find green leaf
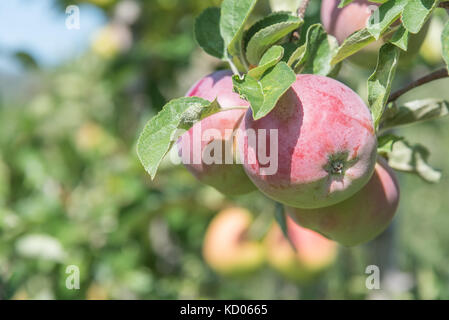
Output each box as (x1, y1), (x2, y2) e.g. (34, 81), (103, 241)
(389, 25), (409, 51)
(331, 28), (376, 65)
(382, 99), (449, 130)
(220, 0), (258, 59)
(443, 21), (449, 72)
(402, 0), (439, 34)
(244, 12), (302, 48)
(233, 62), (296, 120)
(137, 97), (221, 179)
(281, 42), (301, 64)
(275, 202), (296, 252)
(387, 140), (441, 183)
(287, 44), (305, 66)
(293, 24), (339, 76)
(194, 7), (225, 59)
(246, 14), (303, 65)
(338, 0), (355, 8)
(377, 134), (403, 155)
(248, 45), (284, 79)
(367, 43), (400, 129)
(367, 0), (407, 40)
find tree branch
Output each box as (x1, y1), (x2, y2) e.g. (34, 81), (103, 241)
(290, 0), (311, 42)
(439, 1), (449, 9)
(388, 68), (449, 103)
(297, 0), (311, 19)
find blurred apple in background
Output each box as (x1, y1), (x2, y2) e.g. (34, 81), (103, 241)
(202, 207), (265, 276)
(91, 23), (132, 59)
(265, 216), (338, 283)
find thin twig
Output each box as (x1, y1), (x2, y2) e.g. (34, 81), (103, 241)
(439, 1), (449, 9)
(289, 0), (311, 42)
(297, 0), (311, 19)
(388, 68), (449, 103)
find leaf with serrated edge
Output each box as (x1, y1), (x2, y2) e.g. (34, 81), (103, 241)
(402, 0), (439, 34)
(275, 202), (296, 251)
(331, 28), (376, 65)
(233, 62), (296, 120)
(294, 24), (339, 75)
(244, 12), (302, 50)
(137, 97), (220, 179)
(220, 0), (258, 59)
(367, 0), (407, 40)
(368, 43), (400, 129)
(194, 7), (225, 59)
(443, 21), (449, 72)
(248, 45), (284, 79)
(382, 99), (449, 130)
(389, 25), (409, 51)
(246, 18), (303, 65)
(387, 140), (441, 183)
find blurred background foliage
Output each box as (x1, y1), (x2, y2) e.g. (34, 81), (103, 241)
(0, 0), (448, 300)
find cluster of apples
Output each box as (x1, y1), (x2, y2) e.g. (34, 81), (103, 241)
(202, 207), (338, 281)
(179, 68), (399, 246)
(177, 0), (436, 247)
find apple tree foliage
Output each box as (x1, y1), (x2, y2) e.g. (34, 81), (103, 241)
(137, 0), (449, 242)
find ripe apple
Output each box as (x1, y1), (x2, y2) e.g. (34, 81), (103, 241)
(265, 216), (338, 282)
(178, 70), (256, 196)
(286, 157), (400, 246)
(202, 207), (265, 276)
(238, 74), (377, 209)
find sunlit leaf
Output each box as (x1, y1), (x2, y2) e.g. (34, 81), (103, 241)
(387, 140), (441, 183)
(137, 97), (221, 179)
(194, 7), (225, 59)
(293, 24), (339, 76)
(367, 0), (407, 40)
(368, 43), (400, 129)
(331, 28), (376, 65)
(389, 25), (409, 51)
(233, 62), (296, 120)
(402, 0), (439, 34)
(382, 99), (449, 130)
(220, 0), (258, 61)
(248, 45), (284, 79)
(245, 13), (303, 65)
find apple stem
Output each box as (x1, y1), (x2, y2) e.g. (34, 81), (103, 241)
(227, 58), (242, 78)
(388, 68), (449, 103)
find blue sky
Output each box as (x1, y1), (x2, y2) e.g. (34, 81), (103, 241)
(0, 0), (107, 73)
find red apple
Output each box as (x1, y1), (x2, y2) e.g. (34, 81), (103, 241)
(238, 74), (377, 209)
(203, 207), (265, 276)
(178, 70), (256, 196)
(265, 216), (338, 282)
(287, 157), (400, 246)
